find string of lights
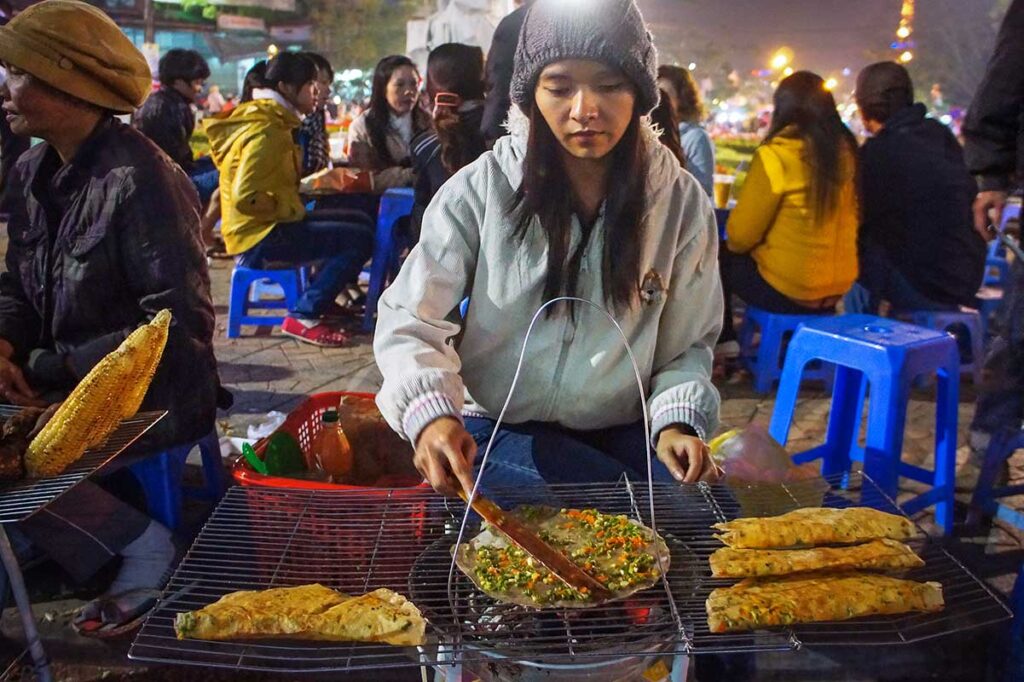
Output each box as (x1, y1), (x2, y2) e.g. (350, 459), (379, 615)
(893, 0), (915, 63)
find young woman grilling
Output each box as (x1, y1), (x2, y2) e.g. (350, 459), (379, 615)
(374, 0), (723, 497)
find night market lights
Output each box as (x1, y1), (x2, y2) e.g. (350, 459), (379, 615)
(892, 0), (915, 62)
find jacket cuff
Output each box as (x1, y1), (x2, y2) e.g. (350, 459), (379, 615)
(25, 349), (74, 390)
(401, 390), (464, 445)
(651, 402), (710, 443)
(976, 175), (1012, 193)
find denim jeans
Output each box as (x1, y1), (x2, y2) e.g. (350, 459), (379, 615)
(238, 210), (374, 319)
(973, 257), (1024, 435)
(719, 251), (835, 342)
(189, 156), (219, 204)
(845, 238), (960, 315)
(464, 417), (674, 491)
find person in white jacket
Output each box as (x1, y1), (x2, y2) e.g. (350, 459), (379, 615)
(374, 0), (723, 497)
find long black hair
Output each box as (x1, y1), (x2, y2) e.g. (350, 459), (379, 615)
(366, 55), (428, 166)
(651, 88), (686, 168)
(766, 71), (858, 221)
(264, 52), (318, 94)
(657, 65), (704, 123)
(240, 61), (267, 103)
(511, 96), (650, 315)
(427, 43), (486, 175)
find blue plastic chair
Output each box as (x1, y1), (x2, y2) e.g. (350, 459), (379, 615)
(363, 188), (416, 332)
(909, 309), (984, 385)
(227, 266), (307, 338)
(768, 315), (960, 534)
(737, 307), (834, 394)
(129, 431), (226, 531)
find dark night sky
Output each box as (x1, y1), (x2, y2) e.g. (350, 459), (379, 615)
(637, 0), (937, 78)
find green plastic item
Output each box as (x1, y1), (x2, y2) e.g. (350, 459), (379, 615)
(263, 432), (307, 475)
(242, 443), (268, 475)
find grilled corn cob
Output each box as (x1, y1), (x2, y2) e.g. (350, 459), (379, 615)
(24, 310), (172, 478)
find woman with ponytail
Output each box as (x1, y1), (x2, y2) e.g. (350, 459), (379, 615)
(410, 43), (487, 240)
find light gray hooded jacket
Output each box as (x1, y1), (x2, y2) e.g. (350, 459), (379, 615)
(373, 112), (723, 445)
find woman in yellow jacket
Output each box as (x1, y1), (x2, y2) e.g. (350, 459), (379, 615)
(205, 53), (373, 347)
(719, 71), (859, 353)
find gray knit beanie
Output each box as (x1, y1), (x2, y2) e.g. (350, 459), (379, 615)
(510, 0), (659, 115)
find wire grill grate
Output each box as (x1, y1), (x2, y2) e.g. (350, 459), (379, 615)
(0, 407), (166, 524)
(129, 472), (1011, 675)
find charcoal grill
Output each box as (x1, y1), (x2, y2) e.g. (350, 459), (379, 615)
(0, 406), (166, 682)
(129, 471), (1011, 677)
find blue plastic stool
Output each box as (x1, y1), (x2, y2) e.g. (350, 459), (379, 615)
(737, 306), (835, 394)
(129, 431), (226, 531)
(768, 315), (960, 534)
(984, 253), (1011, 289)
(227, 266), (305, 338)
(967, 427), (1024, 529)
(910, 309), (984, 385)
(363, 188), (415, 332)
(976, 287), (1004, 340)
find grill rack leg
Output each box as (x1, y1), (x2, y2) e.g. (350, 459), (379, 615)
(0, 524), (53, 682)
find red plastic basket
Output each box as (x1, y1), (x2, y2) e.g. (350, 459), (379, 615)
(232, 392), (432, 588)
(232, 391), (427, 493)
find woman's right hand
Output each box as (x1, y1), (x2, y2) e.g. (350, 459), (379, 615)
(0, 355), (45, 407)
(414, 417), (478, 497)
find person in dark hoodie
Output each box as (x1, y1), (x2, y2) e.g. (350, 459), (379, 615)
(847, 61), (986, 314)
(480, 0), (534, 144)
(962, 0), (1024, 461)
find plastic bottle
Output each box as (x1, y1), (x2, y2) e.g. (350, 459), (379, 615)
(309, 410), (353, 483)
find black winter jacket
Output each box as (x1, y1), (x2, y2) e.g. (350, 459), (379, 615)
(860, 103), (986, 307)
(0, 119), (221, 450)
(963, 0), (1024, 191)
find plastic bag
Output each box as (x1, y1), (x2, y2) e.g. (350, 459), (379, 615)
(709, 424), (828, 516)
(247, 411), (287, 440)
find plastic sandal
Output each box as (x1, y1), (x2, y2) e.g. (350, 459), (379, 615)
(72, 587), (163, 639)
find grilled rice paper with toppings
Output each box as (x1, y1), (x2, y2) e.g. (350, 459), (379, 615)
(174, 584), (425, 646)
(709, 539), (924, 579)
(454, 506), (670, 609)
(713, 507), (917, 549)
(706, 572), (944, 633)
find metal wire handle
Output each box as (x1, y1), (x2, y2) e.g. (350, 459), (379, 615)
(445, 296), (684, 646)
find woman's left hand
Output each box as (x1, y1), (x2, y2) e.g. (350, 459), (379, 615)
(656, 426), (722, 484)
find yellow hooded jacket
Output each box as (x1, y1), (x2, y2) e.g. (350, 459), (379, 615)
(726, 133), (859, 303)
(205, 99), (306, 255)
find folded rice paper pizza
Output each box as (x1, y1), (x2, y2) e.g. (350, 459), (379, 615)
(713, 507), (917, 549)
(454, 506), (670, 609)
(174, 584), (425, 646)
(706, 572), (943, 633)
(709, 538), (924, 579)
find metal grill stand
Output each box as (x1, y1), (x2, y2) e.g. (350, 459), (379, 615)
(0, 526), (50, 681)
(0, 408), (165, 680)
(131, 472), (1011, 676)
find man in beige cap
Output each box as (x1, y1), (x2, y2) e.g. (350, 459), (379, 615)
(0, 0), (225, 636)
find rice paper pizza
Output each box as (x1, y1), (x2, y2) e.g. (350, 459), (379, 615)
(709, 538), (924, 579)
(713, 507), (917, 549)
(454, 506), (671, 609)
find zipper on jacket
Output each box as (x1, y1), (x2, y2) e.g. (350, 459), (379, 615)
(546, 315), (575, 419)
